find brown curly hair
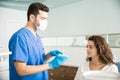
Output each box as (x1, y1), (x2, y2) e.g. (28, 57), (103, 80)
(87, 35), (114, 64)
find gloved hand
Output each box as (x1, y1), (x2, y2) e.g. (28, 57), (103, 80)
(49, 50), (63, 56)
(48, 56), (68, 69)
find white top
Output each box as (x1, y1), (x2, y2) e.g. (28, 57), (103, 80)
(81, 71), (120, 80)
(74, 62), (119, 80)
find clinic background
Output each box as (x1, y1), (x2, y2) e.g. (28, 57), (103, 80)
(0, 0), (120, 80)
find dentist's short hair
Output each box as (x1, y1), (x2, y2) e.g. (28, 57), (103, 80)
(27, 2), (49, 21)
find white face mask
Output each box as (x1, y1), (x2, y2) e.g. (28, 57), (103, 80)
(37, 20), (48, 31)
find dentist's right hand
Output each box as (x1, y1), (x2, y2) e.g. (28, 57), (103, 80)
(49, 50), (63, 56)
(48, 56), (68, 69)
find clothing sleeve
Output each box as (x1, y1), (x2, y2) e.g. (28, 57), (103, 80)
(110, 64), (119, 73)
(102, 64), (119, 73)
(12, 35), (28, 63)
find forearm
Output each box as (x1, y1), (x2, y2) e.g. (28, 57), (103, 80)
(21, 64), (50, 76)
(14, 61), (50, 76)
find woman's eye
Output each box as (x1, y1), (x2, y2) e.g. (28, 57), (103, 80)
(90, 46), (93, 49)
(90, 47), (92, 49)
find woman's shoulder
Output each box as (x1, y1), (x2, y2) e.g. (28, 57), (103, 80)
(107, 63), (118, 67)
(102, 63), (119, 73)
(104, 63), (118, 69)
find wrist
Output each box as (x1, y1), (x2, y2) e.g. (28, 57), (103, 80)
(48, 62), (53, 69)
(49, 52), (52, 57)
(49, 51), (52, 56)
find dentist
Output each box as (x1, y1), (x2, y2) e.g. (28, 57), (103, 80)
(8, 2), (68, 80)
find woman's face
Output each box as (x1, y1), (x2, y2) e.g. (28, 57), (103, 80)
(86, 40), (98, 58)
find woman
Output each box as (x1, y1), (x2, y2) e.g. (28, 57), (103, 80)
(74, 35), (118, 80)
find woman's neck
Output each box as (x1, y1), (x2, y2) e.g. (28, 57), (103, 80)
(89, 57), (106, 70)
(90, 57), (102, 66)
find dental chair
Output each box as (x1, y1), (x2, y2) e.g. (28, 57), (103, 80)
(116, 62), (120, 73)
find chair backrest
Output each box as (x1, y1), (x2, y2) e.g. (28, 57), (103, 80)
(116, 62), (120, 73)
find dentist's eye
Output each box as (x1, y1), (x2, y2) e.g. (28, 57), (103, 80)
(86, 45), (88, 48)
(41, 17), (47, 20)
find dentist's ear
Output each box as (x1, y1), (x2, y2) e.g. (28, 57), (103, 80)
(29, 14), (35, 22)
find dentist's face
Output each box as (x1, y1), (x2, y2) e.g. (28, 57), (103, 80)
(86, 40), (98, 58)
(30, 10), (48, 31)
(34, 10), (48, 28)
(35, 10), (48, 27)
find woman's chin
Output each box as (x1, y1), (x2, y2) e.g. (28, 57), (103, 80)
(87, 55), (92, 58)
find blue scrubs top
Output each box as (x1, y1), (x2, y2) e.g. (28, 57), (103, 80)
(9, 28), (48, 80)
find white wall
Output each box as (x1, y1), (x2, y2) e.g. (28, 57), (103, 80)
(0, 7), (26, 51)
(0, 9), (7, 51)
(42, 0), (120, 36)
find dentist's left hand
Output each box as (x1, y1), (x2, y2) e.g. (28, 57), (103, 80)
(48, 55), (68, 69)
(49, 50), (63, 56)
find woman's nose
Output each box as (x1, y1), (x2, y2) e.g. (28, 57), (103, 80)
(86, 47), (89, 51)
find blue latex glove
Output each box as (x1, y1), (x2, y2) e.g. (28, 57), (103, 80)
(49, 50), (63, 56)
(48, 56), (68, 69)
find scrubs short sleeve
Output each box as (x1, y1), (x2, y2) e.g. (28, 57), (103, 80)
(12, 35), (28, 63)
